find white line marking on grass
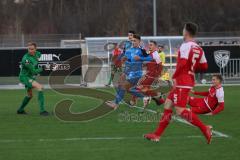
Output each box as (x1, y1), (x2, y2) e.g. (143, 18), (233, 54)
(172, 116), (229, 138)
(0, 135), (226, 143)
(72, 88), (230, 139)
(62, 137), (131, 141)
(211, 130), (229, 138)
(123, 102), (230, 138)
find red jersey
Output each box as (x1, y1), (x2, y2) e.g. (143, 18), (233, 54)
(204, 86), (224, 109)
(146, 50), (162, 76)
(173, 41), (208, 88)
(112, 48), (122, 67)
(193, 85), (225, 115)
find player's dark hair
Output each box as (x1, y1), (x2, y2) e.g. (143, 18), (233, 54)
(133, 34), (141, 40)
(149, 40), (157, 46)
(213, 74), (223, 82)
(184, 22), (198, 36)
(28, 42), (37, 48)
(128, 30), (135, 34)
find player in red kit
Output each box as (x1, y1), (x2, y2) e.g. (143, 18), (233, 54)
(106, 44), (123, 86)
(144, 22), (213, 144)
(129, 40), (164, 106)
(189, 74), (224, 115)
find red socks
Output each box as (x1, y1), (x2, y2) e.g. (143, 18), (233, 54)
(154, 108), (208, 138)
(180, 109), (207, 134)
(155, 109), (173, 136)
(155, 109), (207, 137)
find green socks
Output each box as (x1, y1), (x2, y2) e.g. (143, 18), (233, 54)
(18, 96), (32, 112)
(38, 91), (45, 112)
(18, 91), (46, 113)
(107, 74), (114, 85)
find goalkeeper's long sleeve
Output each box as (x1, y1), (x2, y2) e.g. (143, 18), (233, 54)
(23, 63), (43, 75)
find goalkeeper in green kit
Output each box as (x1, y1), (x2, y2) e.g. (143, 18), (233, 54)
(17, 42), (49, 116)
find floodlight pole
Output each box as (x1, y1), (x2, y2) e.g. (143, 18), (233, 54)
(153, 0), (157, 36)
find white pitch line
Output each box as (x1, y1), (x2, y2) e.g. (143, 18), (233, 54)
(124, 102), (230, 138)
(0, 135), (226, 143)
(172, 116), (229, 138)
(81, 88), (230, 139)
(211, 130), (229, 138)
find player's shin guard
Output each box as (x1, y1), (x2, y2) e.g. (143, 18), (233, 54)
(38, 91), (45, 112)
(180, 109), (207, 135)
(18, 96), (32, 112)
(114, 87), (125, 104)
(155, 109), (173, 136)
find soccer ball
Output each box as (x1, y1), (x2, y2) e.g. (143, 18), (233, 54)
(201, 79), (207, 84)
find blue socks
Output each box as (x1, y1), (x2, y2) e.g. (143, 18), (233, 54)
(114, 87), (126, 104)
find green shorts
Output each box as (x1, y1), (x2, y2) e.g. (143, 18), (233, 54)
(111, 65), (122, 73)
(19, 76), (35, 89)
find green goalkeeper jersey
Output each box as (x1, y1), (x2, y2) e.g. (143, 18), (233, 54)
(19, 51), (43, 79)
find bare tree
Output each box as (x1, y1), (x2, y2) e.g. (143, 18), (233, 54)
(0, 0), (240, 36)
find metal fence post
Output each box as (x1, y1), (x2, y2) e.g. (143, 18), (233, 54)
(21, 34), (25, 47)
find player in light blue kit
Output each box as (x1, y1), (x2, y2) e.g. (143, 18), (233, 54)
(105, 31), (134, 87)
(123, 30), (135, 52)
(106, 34), (152, 109)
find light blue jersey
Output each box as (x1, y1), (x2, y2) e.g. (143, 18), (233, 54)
(123, 40), (132, 52)
(113, 46), (152, 105)
(123, 47), (152, 82)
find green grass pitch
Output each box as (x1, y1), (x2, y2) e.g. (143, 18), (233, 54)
(0, 86), (239, 160)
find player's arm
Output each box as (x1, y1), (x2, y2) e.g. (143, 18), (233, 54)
(25, 63), (43, 75)
(138, 49), (152, 62)
(22, 58), (43, 75)
(152, 51), (161, 64)
(196, 52), (208, 72)
(191, 90), (209, 96)
(133, 49), (152, 62)
(211, 89), (225, 115)
(173, 44), (191, 78)
(139, 56), (152, 61)
(210, 102), (224, 115)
